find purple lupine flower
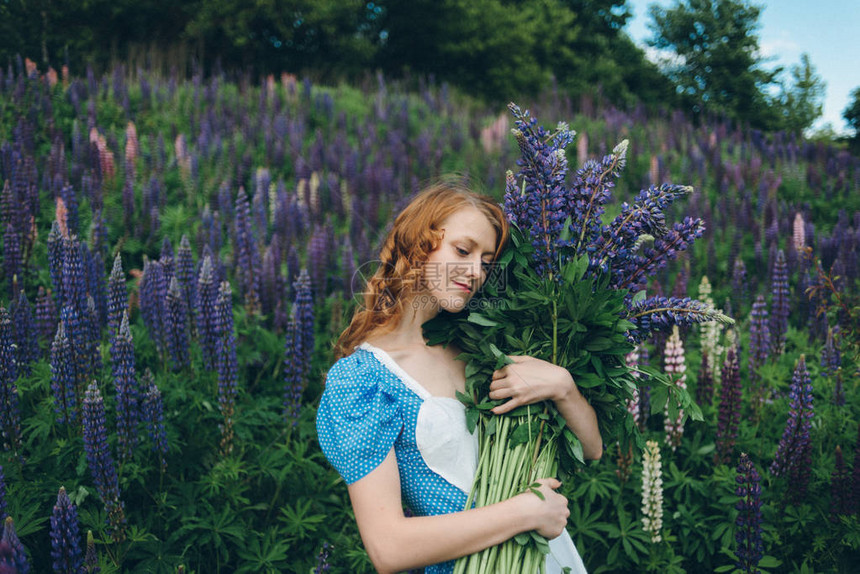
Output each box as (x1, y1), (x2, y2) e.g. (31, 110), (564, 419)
(195, 255), (218, 370)
(0, 466), (6, 521)
(626, 296), (730, 344)
(820, 327), (841, 377)
(2, 223), (20, 299)
(731, 258), (748, 305)
(160, 235), (174, 263)
(84, 530), (99, 573)
(734, 453), (763, 574)
(613, 217), (705, 295)
(830, 446), (852, 521)
(715, 346), (742, 465)
(85, 296), (102, 380)
(748, 295), (771, 403)
(175, 235), (196, 325)
(260, 244), (278, 317)
(36, 286), (58, 346)
(85, 245), (107, 327)
(696, 349), (714, 407)
(314, 542), (332, 573)
(10, 292), (38, 376)
(107, 253), (127, 341)
(50, 486), (83, 574)
(47, 221), (65, 306)
(341, 238), (356, 299)
(663, 326), (686, 452)
(141, 370), (168, 470)
(51, 322), (78, 426)
(234, 188), (262, 312)
(0, 182), (12, 230)
(0, 308), (21, 455)
(770, 355), (814, 502)
(769, 249), (790, 355)
(1, 516), (29, 573)
(60, 184), (78, 236)
(90, 209), (108, 259)
(308, 225), (329, 298)
(214, 281), (238, 455)
(111, 313), (139, 461)
(283, 311), (304, 426)
(565, 143), (628, 259)
(60, 305), (87, 400)
(165, 277), (189, 371)
(62, 236), (87, 315)
(593, 184), (693, 273)
(502, 104), (575, 279)
(139, 258), (167, 354)
(82, 381), (125, 542)
(293, 269), (315, 375)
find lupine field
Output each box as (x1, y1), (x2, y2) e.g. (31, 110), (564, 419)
(0, 57), (858, 573)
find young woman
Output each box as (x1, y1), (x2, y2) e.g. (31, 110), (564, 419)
(316, 182), (602, 574)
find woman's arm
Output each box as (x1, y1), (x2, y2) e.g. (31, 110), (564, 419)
(348, 449), (570, 574)
(488, 355), (603, 460)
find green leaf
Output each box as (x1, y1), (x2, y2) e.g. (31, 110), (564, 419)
(465, 408), (479, 434)
(758, 556), (782, 568)
(467, 313), (499, 327)
(514, 532), (530, 545)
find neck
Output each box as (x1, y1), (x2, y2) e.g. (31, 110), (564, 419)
(375, 293), (439, 348)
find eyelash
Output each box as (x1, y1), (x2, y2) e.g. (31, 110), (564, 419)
(457, 247), (491, 269)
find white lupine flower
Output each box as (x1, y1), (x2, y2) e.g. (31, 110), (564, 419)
(625, 348), (641, 427)
(792, 212), (805, 251)
(663, 326), (687, 451)
(697, 276), (725, 384)
(641, 440), (664, 543)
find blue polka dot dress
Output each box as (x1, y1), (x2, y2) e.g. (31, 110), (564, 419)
(316, 342), (587, 574)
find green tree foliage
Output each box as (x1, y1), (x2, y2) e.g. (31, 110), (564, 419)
(184, 0), (384, 79)
(777, 53), (826, 135)
(376, 0), (565, 100)
(647, 0), (780, 127)
(844, 87), (860, 140)
(555, 0), (676, 107)
(0, 0), (193, 71)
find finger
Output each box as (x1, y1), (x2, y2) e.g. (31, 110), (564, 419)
(492, 369), (506, 380)
(536, 477), (562, 490)
(507, 355), (529, 363)
(492, 397), (520, 415)
(489, 377), (507, 391)
(489, 386), (514, 400)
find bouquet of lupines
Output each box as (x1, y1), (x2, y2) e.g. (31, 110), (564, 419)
(423, 103), (733, 573)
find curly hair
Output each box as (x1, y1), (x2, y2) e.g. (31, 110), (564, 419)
(333, 180), (509, 359)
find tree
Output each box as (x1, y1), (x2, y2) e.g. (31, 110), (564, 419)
(647, 0), (780, 127)
(778, 53), (826, 135)
(844, 87), (860, 140)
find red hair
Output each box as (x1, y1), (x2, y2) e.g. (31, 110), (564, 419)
(333, 180), (509, 360)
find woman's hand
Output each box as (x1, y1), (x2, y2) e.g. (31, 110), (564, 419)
(489, 355), (573, 415)
(512, 478), (570, 539)
(489, 354), (603, 460)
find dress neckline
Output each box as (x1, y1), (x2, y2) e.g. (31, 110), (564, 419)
(357, 342), (433, 400)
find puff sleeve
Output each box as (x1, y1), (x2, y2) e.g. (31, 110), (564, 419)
(316, 354), (403, 485)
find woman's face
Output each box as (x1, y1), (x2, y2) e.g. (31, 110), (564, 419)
(420, 206), (498, 313)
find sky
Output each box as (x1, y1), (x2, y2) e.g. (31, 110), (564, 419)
(624, 0), (860, 135)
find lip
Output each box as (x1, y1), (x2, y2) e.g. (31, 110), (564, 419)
(452, 281), (472, 293)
